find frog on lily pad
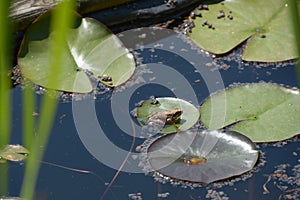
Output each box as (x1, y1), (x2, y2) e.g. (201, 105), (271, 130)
(133, 97), (199, 135)
(143, 107), (183, 136)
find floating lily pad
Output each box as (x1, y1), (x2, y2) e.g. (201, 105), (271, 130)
(18, 10), (135, 93)
(189, 0), (298, 62)
(136, 97), (199, 134)
(145, 129), (259, 184)
(0, 145), (29, 162)
(200, 82), (300, 142)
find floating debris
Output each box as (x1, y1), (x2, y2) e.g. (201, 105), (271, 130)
(197, 4), (209, 10)
(227, 15), (233, 20)
(202, 20), (208, 26)
(128, 192), (143, 200)
(165, 0), (177, 7)
(205, 189), (229, 200)
(217, 12), (226, 19)
(263, 162), (300, 199)
(157, 192), (170, 198)
(217, 10), (226, 19)
(100, 74), (112, 82)
(194, 11), (202, 18)
(200, 19), (215, 30)
(180, 19), (196, 34)
(190, 11), (196, 19)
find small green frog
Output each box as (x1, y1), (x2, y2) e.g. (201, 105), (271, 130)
(147, 108), (183, 127)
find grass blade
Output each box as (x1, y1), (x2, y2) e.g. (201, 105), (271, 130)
(0, 0), (12, 196)
(21, 1), (76, 199)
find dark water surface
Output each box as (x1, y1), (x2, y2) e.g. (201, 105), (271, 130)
(8, 29), (299, 200)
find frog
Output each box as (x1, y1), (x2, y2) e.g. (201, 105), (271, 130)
(146, 108), (183, 127)
(181, 149), (207, 165)
(139, 108), (182, 137)
(184, 157), (207, 165)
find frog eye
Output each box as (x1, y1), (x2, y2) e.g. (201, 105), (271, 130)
(166, 118), (172, 123)
(149, 96), (159, 104)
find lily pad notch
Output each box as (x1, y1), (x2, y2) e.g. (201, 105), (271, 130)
(18, 9), (136, 93)
(189, 0), (298, 62)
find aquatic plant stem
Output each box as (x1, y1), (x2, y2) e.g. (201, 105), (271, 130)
(21, 1), (76, 199)
(99, 120), (136, 200)
(41, 160), (106, 184)
(0, 0), (12, 196)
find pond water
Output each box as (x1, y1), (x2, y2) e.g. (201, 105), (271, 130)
(7, 27), (300, 200)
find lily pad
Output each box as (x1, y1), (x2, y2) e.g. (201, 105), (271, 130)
(200, 82), (300, 142)
(136, 97), (199, 134)
(18, 10), (135, 93)
(145, 129), (259, 184)
(0, 145), (29, 162)
(189, 0), (298, 62)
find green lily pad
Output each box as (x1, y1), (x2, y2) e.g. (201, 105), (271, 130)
(0, 145), (29, 162)
(144, 129), (259, 184)
(189, 0), (298, 62)
(136, 97), (199, 134)
(200, 82), (300, 142)
(18, 10), (135, 93)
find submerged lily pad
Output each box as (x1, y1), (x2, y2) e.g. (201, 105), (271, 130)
(189, 0), (298, 62)
(145, 129), (259, 184)
(136, 97), (199, 134)
(18, 10), (135, 93)
(0, 145), (29, 162)
(200, 82), (300, 142)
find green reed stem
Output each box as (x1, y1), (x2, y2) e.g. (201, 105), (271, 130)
(0, 0), (12, 149)
(21, 1), (76, 199)
(0, 0), (12, 197)
(0, 163), (8, 196)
